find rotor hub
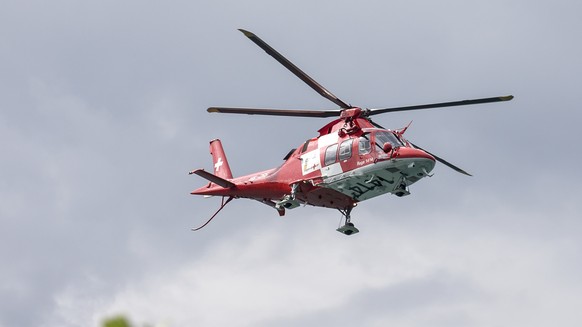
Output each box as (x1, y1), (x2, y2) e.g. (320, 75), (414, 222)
(339, 107), (363, 120)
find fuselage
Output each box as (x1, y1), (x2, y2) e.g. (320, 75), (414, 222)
(191, 117), (435, 212)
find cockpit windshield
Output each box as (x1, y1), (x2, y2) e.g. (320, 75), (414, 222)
(374, 131), (403, 150)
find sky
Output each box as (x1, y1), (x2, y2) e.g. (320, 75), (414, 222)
(1, 0), (582, 326)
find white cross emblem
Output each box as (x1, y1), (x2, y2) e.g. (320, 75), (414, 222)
(214, 157), (223, 172)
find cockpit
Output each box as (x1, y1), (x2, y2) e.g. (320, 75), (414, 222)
(374, 131), (404, 150)
(357, 130), (406, 156)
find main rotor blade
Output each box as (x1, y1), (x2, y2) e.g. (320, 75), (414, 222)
(238, 29), (351, 109)
(208, 107), (340, 118)
(410, 142), (472, 176)
(368, 119), (471, 175)
(368, 95), (513, 116)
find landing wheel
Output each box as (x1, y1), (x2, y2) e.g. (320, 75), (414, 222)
(336, 207), (359, 235)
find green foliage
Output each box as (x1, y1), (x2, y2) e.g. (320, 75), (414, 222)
(102, 315), (132, 327)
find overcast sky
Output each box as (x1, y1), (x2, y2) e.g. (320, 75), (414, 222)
(2, 0), (582, 326)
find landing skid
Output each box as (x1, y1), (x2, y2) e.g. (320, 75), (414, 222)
(336, 207), (359, 235)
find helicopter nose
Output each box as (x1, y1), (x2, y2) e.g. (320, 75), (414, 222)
(395, 147), (435, 162)
(392, 147), (436, 177)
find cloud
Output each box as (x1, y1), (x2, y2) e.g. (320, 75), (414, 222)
(43, 198), (582, 327)
(2, 0), (582, 326)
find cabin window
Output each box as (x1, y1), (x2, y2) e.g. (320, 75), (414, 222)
(339, 139), (353, 161)
(324, 144), (338, 166)
(358, 137), (371, 155)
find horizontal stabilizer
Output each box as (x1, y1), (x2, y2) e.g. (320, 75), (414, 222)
(189, 169), (236, 189)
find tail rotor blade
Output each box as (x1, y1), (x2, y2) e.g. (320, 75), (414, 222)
(238, 29), (351, 109)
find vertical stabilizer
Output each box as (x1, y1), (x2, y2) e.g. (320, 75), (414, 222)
(209, 139), (233, 179)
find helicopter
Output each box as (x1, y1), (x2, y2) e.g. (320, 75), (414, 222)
(190, 29), (513, 235)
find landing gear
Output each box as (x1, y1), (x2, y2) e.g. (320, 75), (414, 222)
(394, 179), (410, 197)
(336, 206), (359, 235)
(275, 183), (301, 210)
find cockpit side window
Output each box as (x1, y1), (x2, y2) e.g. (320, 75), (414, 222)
(339, 139), (353, 161)
(358, 137), (371, 155)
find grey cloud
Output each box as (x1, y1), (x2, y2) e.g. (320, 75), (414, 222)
(2, 0), (582, 326)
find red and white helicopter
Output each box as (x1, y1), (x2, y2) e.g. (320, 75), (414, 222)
(190, 29), (513, 235)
